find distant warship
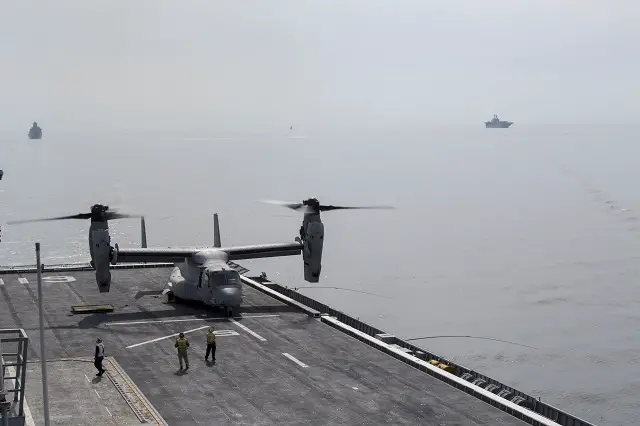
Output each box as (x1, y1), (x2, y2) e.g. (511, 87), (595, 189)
(28, 122), (42, 139)
(485, 114), (513, 128)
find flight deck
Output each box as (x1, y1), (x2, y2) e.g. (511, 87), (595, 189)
(0, 265), (595, 426)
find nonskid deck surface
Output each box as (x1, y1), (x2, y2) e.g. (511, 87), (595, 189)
(0, 268), (528, 425)
(20, 359), (144, 426)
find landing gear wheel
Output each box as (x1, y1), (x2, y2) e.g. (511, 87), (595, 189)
(223, 306), (233, 317)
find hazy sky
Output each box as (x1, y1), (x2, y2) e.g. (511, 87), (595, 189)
(0, 0), (638, 132)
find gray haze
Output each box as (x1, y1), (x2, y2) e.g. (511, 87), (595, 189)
(1, 1), (640, 133)
(1, 2), (640, 426)
(4, 127), (640, 426)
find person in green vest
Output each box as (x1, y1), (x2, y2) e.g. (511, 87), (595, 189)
(175, 332), (190, 370)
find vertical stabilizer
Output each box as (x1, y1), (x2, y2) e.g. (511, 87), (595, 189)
(213, 213), (221, 247)
(141, 216), (147, 248)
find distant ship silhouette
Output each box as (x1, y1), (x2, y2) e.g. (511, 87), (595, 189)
(484, 114), (513, 128)
(28, 122), (42, 139)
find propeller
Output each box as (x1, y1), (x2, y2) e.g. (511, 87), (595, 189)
(7, 204), (143, 224)
(260, 198), (394, 214)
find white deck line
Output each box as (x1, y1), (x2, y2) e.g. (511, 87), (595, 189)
(104, 314), (280, 326)
(126, 325), (209, 349)
(229, 318), (267, 342)
(282, 353), (309, 368)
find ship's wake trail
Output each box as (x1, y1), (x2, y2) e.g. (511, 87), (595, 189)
(552, 160), (640, 233)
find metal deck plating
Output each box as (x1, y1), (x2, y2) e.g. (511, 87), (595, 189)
(0, 263), (596, 426)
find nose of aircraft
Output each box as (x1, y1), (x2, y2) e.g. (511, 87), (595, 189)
(217, 287), (242, 306)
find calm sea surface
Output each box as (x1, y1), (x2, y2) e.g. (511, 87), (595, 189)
(1, 125), (639, 425)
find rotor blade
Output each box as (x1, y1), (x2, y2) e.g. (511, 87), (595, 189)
(259, 199), (306, 211)
(318, 205), (395, 212)
(7, 213), (92, 224)
(105, 212), (143, 220)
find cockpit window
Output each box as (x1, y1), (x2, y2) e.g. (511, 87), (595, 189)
(209, 273), (226, 287)
(209, 271), (241, 287)
(225, 272), (240, 286)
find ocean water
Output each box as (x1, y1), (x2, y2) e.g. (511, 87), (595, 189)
(1, 125), (639, 425)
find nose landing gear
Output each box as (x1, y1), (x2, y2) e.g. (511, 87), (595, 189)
(223, 306), (234, 317)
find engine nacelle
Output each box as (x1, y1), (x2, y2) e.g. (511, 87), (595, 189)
(90, 228), (112, 293)
(302, 219), (324, 283)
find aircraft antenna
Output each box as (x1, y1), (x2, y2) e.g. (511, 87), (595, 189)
(292, 286), (391, 299)
(405, 335), (538, 350)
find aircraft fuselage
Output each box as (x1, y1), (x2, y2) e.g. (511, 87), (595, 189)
(163, 249), (243, 315)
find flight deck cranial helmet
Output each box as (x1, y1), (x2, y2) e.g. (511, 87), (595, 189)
(179, 333), (185, 338)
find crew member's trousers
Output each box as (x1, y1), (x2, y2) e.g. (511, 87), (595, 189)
(205, 343), (216, 361)
(94, 356), (104, 374)
(178, 350), (189, 368)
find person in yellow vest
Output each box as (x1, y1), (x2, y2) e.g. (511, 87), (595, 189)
(175, 332), (190, 370)
(205, 327), (216, 362)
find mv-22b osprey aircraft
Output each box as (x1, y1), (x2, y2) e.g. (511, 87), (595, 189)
(9, 199), (393, 316)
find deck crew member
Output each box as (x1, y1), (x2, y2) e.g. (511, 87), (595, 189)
(205, 328), (216, 362)
(175, 332), (190, 370)
(94, 338), (106, 377)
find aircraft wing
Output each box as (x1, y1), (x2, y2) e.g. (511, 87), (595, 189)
(114, 242), (303, 264)
(115, 248), (199, 263)
(222, 242), (303, 260)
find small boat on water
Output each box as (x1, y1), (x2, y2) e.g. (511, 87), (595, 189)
(28, 122), (42, 139)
